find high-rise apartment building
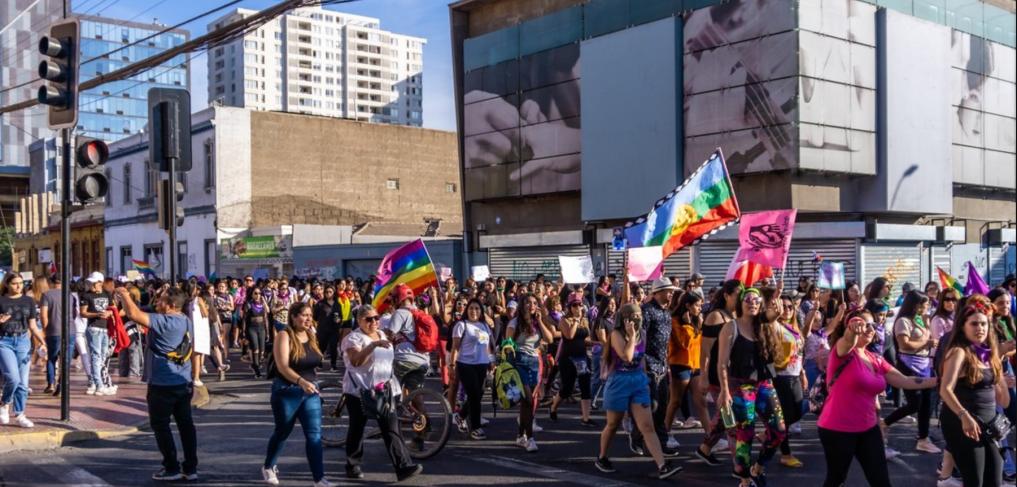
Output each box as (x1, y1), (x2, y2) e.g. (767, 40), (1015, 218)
(206, 6), (424, 126)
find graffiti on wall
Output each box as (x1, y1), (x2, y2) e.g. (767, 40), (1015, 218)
(510, 259), (561, 280)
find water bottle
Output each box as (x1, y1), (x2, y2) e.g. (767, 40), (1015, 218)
(720, 404), (736, 429)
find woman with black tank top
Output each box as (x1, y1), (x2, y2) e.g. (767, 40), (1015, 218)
(550, 292), (596, 426)
(695, 279), (742, 465)
(261, 302), (330, 487)
(939, 303), (1012, 486)
(716, 287), (787, 487)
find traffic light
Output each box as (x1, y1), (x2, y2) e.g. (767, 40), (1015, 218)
(38, 19), (79, 129)
(157, 178), (185, 231)
(73, 137), (109, 203)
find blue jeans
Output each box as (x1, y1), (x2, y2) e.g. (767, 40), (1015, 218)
(264, 378), (324, 482)
(0, 333), (31, 414)
(590, 345), (603, 396)
(85, 327), (110, 387)
(45, 335), (61, 386)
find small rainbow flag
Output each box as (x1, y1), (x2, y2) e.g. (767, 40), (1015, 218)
(937, 266), (964, 295)
(132, 259), (156, 277)
(371, 239), (438, 314)
(624, 149), (740, 259)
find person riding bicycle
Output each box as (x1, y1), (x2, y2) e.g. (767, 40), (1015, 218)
(383, 284), (431, 395)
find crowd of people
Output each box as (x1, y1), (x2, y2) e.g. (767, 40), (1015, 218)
(1, 266), (1016, 486)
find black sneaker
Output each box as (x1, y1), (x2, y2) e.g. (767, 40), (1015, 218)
(695, 446), (722, 466)
(395, 464), (423, 482)
(594, 457), (616, 473)
(657, 461), (684, 480)
(549, 409), (558, 422)
(580, 418), (598, 428)
(345, 465), (364, 479)
(661, 446), (680, 458)
(628, 434), (645, 456)
(1004, 472), (1016, 483)
(151, 469), (182, 481)
(751, 471), (768, 487)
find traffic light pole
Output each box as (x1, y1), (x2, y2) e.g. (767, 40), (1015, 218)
(59, 128), (71, 422)
(168, 157), (177, 286)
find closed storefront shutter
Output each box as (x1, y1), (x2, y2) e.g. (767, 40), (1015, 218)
(860, 243), (922, 292)
(606, 247), (693, 281)
(488, 245), (590, 281)
(695, 241), (741, 286)
(990, 246), (1017, 285)
(696, 239), (859, 288)
(930, 245), (952, 284)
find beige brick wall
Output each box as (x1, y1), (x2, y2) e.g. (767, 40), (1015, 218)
(248, 111), (463, 232)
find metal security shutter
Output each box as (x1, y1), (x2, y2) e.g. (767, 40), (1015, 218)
(488, 245), (590, 281)
(606, 247), (693, 281)
(990, 246), (1016, 285)
(930, 245), (952, 281)
(696, 239), (858, 287)
(860, 243), (922, 291)
(695, 241), (741, 286)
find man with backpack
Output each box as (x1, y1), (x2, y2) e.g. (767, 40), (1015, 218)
(115, 286), (198, 482)
(383, 284), (438, 394)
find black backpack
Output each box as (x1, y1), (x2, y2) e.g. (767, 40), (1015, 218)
(163, 330), (193, 365)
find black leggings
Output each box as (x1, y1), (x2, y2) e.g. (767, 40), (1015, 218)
(773, 375), (804, 455)
(456, 362), (488, 431)
(941, 409), (1003, 487)
(558, 356), (591, 400)
(247, 325), (267, 373)
(818, 425), (891, 487)
(317, 326), (339, 369)
(883, 363), (932, 438)
(343, 394), (414, 471)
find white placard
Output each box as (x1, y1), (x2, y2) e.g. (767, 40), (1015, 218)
(190, 303), (211, 356)
(471, 265), (490, 281)
(558, 255), (595, 284)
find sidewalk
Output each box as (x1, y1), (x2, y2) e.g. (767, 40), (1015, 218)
(0, 358), (209, 453)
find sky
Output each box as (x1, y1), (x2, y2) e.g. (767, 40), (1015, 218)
(75, 0), (456, 132)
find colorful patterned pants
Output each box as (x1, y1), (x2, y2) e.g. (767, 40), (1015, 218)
(730, 378), (786, 478)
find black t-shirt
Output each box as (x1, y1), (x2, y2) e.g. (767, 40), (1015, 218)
(0, 295), (38, 335)
(313, 299), (342, 330)
(81, 291), (112, 328)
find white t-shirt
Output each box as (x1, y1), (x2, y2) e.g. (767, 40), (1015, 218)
(384, 307), (429, 367)
(453, 320), (494, 365)
(341, 328), (399, 394)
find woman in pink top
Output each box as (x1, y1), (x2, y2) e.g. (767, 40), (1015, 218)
(817, 309), (938, 487)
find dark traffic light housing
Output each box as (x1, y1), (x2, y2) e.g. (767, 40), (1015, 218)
(38, 19), (79, 130)
(158, 179), (185, 231)
(74, 136), (109, 203)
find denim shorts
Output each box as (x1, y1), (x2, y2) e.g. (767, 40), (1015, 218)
(670, 364), (695, 382)
(513, 353), (541, 389)
(603, 369), (650, 413)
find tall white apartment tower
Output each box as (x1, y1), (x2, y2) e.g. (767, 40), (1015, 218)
(206, 7), (424, 126)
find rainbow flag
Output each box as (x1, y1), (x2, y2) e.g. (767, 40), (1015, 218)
(132, 259), (156, 277)
(371, 239), (439, 314)
(937, 266), (965, 295)
(624, 149), (740, 259)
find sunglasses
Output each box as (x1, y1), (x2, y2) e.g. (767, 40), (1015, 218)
(743, 296), (762, 304)
(362, 316), (380, 323)
(943, 297), (958, 302)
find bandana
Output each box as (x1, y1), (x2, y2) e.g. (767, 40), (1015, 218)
(972, 343), (992, 364)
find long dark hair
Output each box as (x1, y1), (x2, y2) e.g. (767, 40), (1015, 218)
(933, 288), (960, 319)
(898, 291), (929, 321)
(674, 292), (703, 333)
(285, 302), (321, 362)
(754, 287), (783, 363)
(987, 287), (1015, 341)
(865, 277), (889, 301)
(829, 309), (871, 348)
(512, 293), (540, 340)
(708, 279), (742, 319)
(940, 304), (1002, 386)
(602, 303), (641, 373)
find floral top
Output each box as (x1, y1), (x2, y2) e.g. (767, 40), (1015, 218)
(804, 328), (830, 363)
(776, 323), (804, 377)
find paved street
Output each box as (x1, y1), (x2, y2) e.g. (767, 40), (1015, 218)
(0, 361), (947, 487)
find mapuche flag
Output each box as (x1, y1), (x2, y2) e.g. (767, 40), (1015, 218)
(623, 149), (740, 260)
(372, 239), (439, 314)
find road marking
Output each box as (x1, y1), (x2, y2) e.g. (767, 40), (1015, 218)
(473, 455), (643, 487)
(28, 455), (112, 487)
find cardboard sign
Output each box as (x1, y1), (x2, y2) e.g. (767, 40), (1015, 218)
(558, 255), (595, 284)
(471, 265), (490, 281)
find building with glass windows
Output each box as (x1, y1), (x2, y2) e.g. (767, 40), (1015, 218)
(77, 15), (190, 142)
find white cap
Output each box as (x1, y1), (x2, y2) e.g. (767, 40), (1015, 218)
(86, 271), (105, 283)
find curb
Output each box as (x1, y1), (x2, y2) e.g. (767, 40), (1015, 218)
(0, 385), (211, 454)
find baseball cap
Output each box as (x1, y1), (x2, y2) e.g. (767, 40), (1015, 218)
(394, 283), (414, 304)
(86, 271), (104, 283)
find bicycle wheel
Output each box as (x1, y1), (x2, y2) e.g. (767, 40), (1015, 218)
(399, 388), (452, 460)
(319, 380), (347, 448)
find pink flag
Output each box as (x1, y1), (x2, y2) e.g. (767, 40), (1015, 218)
(737, 210), (798, 269)
(627, 246), (665, 282)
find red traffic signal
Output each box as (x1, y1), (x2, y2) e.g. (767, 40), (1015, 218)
(76, 139), (109, 168)
(74, 136), (109, 203)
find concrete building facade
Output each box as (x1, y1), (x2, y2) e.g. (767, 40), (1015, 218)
(206, 6), (425, 126)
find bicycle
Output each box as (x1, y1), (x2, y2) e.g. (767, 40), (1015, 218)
(319, 379), (453, 460)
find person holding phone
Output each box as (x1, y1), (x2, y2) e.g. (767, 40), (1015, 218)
(0, 273), (45, 428)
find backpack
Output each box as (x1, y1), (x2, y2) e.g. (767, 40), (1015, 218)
(164, 329), (193, 365)
(410, 308), (440, 352)
(494, 351), (525, 410)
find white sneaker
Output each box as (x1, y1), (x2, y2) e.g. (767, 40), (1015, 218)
(261, 465), (279, 485)
(666, 435), (680, 449)
(532, 420), (543, 433)
(454, 414), (468, 433)
(15, 414), (34, 428)
(480, 417), (490, 426)
(85, 384), (96, 395)
(789, 422), (802, 435)
(0, 404), (9, 425)
(682, 418), (702, 429)
(901, 415), (917, 424)
(884, 446), (900, 460)
(313, 479), (333, 487)
(916, 438), (942, 454)
(937, 477), (962, 487)
(672, 419), (685, 428)
(515, 435), (529, 449)
(715, 438), (729, 452)
(525, 437), (538, 452)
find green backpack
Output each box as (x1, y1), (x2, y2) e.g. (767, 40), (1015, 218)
(494, 342), (525, 410)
